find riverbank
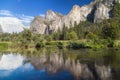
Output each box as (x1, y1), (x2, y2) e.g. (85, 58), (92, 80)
(0, 39), (120, 51)
(0, 42), (12, 51)
(1, 39), (120, 51)
(43, 39), (120, 49)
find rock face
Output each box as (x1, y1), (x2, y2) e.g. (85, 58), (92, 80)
(30, 0), (119, 34)
(30, 2), (94, 34)
(62, 4), (93, 28)
(30, 16), (47, 34)
(46, 10), (63, 33)
(94, 2), (110, 23)
(99, 0), (120, 6)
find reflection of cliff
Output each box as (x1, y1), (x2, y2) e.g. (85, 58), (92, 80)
(30, 53), (112, 80)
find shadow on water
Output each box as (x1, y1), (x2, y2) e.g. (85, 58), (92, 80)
(0, 48), (120, 80)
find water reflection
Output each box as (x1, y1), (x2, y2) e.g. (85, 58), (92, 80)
(29, 52), (112, 80)
(0, 54), (24, 70)
(0, 48), (119, 80)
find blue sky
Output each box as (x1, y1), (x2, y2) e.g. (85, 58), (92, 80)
(0, 0), (93, 25)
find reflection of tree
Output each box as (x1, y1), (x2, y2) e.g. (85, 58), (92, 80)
(103, 50), (116, 65)
(102, 49), (120, 80)
(103, 49), (120, 69)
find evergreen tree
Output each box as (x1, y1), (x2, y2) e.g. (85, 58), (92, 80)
(102, 21), (119, 39)
(62, 24), (68, 40)
(113, 2), (120, 18)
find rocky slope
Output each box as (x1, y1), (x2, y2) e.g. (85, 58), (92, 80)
(30, 0), (119, 34)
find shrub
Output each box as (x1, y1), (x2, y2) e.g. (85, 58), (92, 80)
(67, 41), (91, 49)
(113, 40), (120, 47)
(57, 42), (64, 49)
(66, 31), (78, 40)
(35, 41), (45, 48)
(0, 42), (8, 50)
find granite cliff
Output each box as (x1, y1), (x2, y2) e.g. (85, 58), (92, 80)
(30, 0), (120, 34)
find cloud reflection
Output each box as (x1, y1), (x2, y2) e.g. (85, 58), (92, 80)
(0, 54), (24, 70)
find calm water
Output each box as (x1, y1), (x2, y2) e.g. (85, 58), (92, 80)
(0, 48), (120, 80)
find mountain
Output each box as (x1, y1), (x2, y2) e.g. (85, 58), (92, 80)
(30, 0), (120, 34)
(0, 17), (24, 33)
(94, 2), (110, 23)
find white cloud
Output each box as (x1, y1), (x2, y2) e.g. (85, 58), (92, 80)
(0, 9), (46, 27)
(0, 10), (13, 16)
(16, 14), (34, 26)
(0, 17), (24, 33)
(40, 14), (45, 17)
(0, 10), (34, 26)
(0, 54), (24, 70)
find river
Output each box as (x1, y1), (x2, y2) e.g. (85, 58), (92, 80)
(0, 48), (120, 80)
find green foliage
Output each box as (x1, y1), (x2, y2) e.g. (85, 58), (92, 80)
(45, 41), (57, 46)
(0, 33), (11, 41)
(52, 30), (61, 40)
(44, 35), (52, 41)
(67, 41), (91, 49)
(32, 34), (42, 42)
(113, 40), (120, 47)
(102, 21), (119, 39)
(35, 41), (45, 48)
(66, 31), (78, 40)
(62, 24), (68, 40)
(17, 29), (33, 48)
(86, 32), (98, 40)
(107, 38), (114, 47)
(20, 29), (32, 42)
(57, 42), (64, 49)
(0, 42), (9, 50)
(113, 2), (120, 18)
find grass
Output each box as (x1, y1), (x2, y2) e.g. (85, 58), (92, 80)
(33, 39), (120, 49)
(0, 42), (10, 51)
(0, 39), (120, 50)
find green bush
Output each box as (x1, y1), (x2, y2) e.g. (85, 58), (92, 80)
(45, 41), (58, 46)
(35, 41), (45, 48)
(57, 42), (64, 49)
(66, 31), (78, 40)
(67, 41), (91, 49)
(45, 35), (52, 41)
(113, 40), (120, 47)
